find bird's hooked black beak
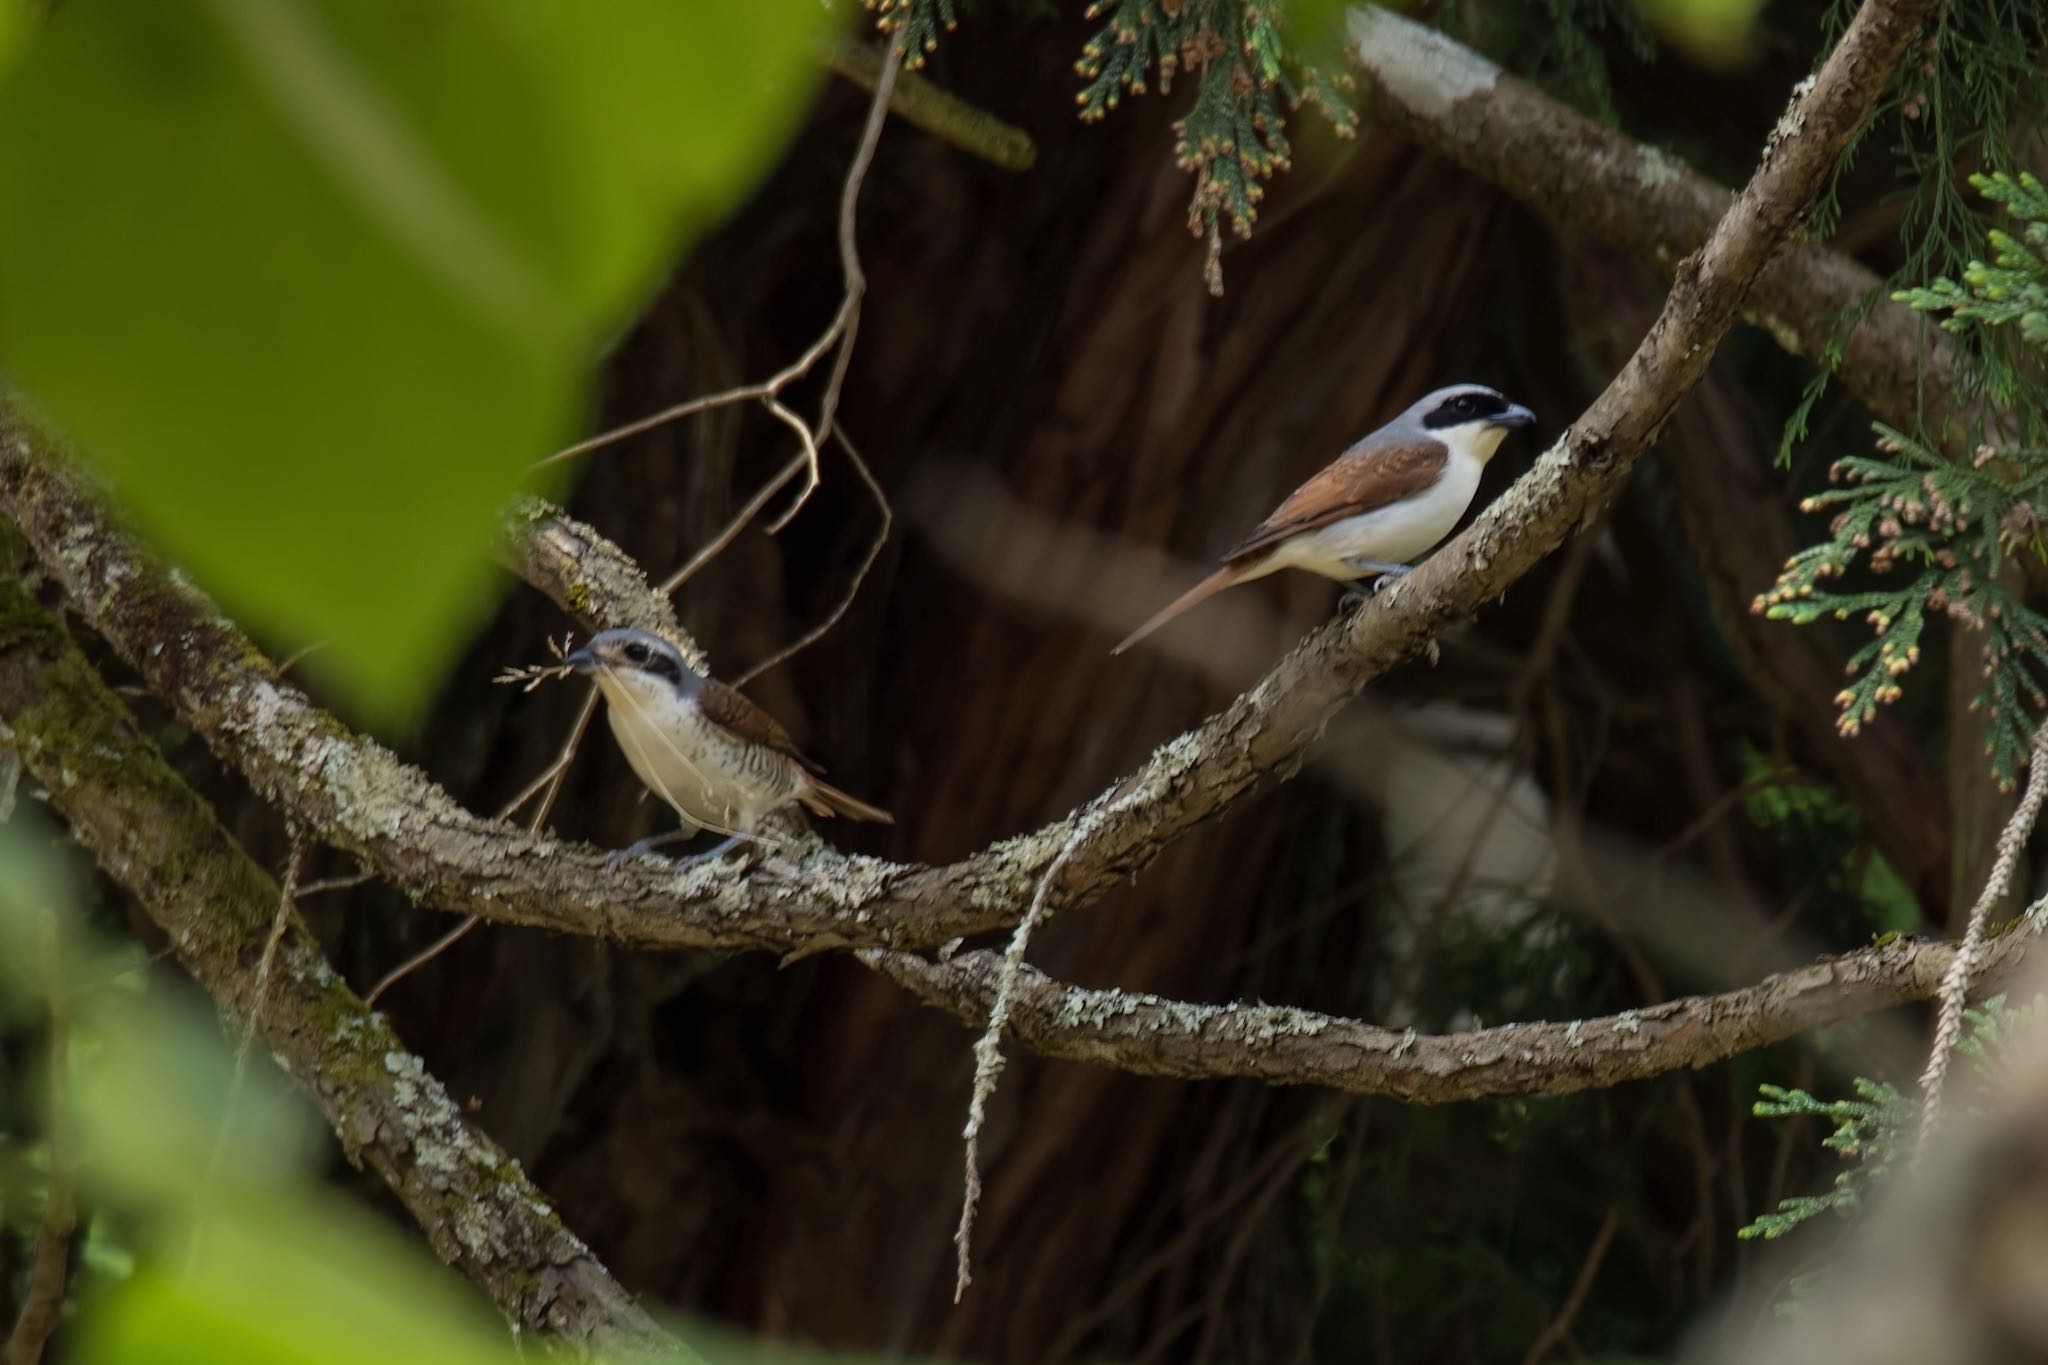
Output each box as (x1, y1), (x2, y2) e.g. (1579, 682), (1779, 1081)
(565, 645), (599, 674)
(1495, 403), (1538, 430)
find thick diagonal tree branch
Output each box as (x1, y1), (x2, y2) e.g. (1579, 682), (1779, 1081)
(0, 0), (1938, 973)
(1, 426), (1000, 956)
(503, 495), (700, 663)
(0, 545), (671, 1354)
(1347, 5), (1964, 446)
(864, 930), (2036, 1103)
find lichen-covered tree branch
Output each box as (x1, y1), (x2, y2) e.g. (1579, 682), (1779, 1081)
(864, 931), (2034, 1103)
(1, 0), (2032, 1357)
(0, 531), (670, 1353)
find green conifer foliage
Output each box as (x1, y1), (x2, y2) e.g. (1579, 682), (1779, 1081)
(871, 0), (1358, 292)
(1762, 174), (2048, 788)
(1742, 996), (2039, 1243)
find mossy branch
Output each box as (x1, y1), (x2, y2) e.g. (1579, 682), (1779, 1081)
(0, 532), (671, 1353)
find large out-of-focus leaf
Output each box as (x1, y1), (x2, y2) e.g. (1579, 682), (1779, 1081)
(0, 823), (318, 1203)
(0, 0), (29, 73)
(75, 1201), (520, 1365)
(65, 989), (322, 1207)
(1291, 0), (1362, 62)
(0, 821), (72, 1028)
(0, 0), (825, 717)
(1631, 0), (1765, 67)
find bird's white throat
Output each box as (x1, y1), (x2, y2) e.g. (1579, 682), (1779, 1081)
(1440, 419), (1512, 464)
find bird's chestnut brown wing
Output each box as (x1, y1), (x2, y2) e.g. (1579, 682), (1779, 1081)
(696, 680), (824, 773)
(1220, 439), (1450, 566)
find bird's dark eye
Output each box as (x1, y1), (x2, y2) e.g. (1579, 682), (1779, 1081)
(623, 641), (650, 665)
(1453, 395), (1477, 416)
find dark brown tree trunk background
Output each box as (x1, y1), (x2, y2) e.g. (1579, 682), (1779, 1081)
(283, 9), (1956, 1362)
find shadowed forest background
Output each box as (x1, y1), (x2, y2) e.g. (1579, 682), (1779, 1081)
(4, 0), (2045, 1362)
(362, 4), (1955, 1358)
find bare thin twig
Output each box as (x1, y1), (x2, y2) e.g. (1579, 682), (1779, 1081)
(734, 424), (893, 687)
(213, 830), (305, 1174)
(537, 385), (771, 467)
(1653, 772), (1799, 861)
(759, 394), (835, 536)
(1042, 1111), (1339, 1363)
(494, 685), (603, 825)
(537, 26), (904, 551)
(539, 294), (857, 471)
(1192, 1100), (1356, 1365)
(365, 913), (482, 1009)
(274, 638), (330, 679)
(1520, 1208), (1622, 1365)
(952, 829), (1084, 1303)
(953, 782), (1142, 1301)
(295, 869), (376, 898)
(794, 26), (899, 510)
(1917, 723), (2048, 1150)
(367, 683), (603, 1007)
(658, 452), (810, 594)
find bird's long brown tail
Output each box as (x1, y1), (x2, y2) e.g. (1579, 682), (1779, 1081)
(798, 776), (894, 823)
(1111, 564), (1247, 655)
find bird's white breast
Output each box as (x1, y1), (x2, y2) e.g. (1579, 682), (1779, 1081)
(596, 672), (787, 834)
(1273, 449), (1485, 581)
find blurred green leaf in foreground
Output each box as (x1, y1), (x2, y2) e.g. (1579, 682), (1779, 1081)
(0, 821), (622, 1364)
(0, 0), (827, 718)
(1630, 0), (1766, 67)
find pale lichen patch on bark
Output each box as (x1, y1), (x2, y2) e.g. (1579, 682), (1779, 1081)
(1635, 146), (1686, 190)
(1345, 5), (1500, 120)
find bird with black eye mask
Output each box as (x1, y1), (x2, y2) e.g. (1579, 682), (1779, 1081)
(567, 629), (892, 868)
(1113, 384), (1538, 655)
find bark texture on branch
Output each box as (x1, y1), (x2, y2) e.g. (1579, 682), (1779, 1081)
(0, 547), (669, 1354)
(1347, 4), (1963, 445)
(867, 931), (2035, 1103)
(0, 422), (1018, 955)
(503, 495), (701, 666)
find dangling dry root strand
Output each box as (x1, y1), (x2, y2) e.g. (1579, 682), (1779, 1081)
(953, 783), (1144, 1301)
(1917, 723), (2048, 1152)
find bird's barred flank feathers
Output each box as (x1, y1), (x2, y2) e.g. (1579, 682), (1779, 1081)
(564, 627), (892, 850)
